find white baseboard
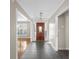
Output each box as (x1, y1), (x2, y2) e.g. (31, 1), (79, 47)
(58, 48), (69, 50)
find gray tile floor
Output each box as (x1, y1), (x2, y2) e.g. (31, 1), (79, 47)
(22, 42), (69, 59)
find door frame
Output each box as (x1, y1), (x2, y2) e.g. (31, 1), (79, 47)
(55, 7), (69, 51)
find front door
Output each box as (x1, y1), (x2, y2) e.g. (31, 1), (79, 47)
(36, 22), (44, 41)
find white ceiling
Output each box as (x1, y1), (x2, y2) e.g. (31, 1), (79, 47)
(17, 0), (65, 20)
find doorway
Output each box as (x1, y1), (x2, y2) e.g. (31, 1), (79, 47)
(36, 22), (45, 41)
(58, 11), (69, 50)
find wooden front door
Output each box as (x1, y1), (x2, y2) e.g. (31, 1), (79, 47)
(36, 22), (44, 41)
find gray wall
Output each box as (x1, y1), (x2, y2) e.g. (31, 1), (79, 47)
(10, 0), (16, 59)
(58, 11), (69, 50)
(58, 14), (65, 49)
(65, 11), (69, 49)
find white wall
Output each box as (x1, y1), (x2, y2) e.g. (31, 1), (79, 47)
(49, 22), (56, 50)
(49, 0), (69, 51)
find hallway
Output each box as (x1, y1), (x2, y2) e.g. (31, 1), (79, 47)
(15, 0), (69, 59)
(22, 42), (69, 59)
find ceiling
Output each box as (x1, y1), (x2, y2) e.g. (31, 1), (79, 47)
(16, 9), (29, 21)
(17, 0), (65, 20)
